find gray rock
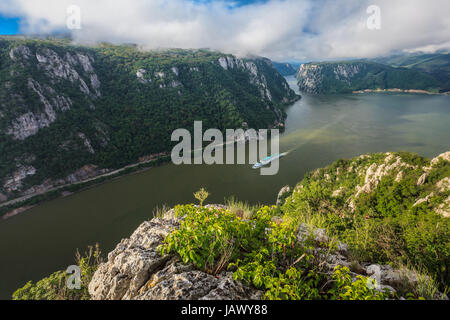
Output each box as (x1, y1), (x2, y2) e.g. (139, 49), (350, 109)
(135, 259), (262, 300)
(276, 185), (291, 206)
(0, 193), (7, 203)
(366, 264), (414, 291)
(9, 45), (32, 61)
(431, 151), (450, 166)
(88, 211), (262, 300)
(417, 173), (427, 186)
(3, 166), (36, 192)
(337, 242), (349, 256)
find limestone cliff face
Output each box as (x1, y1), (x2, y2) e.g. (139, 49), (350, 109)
(6, 46), (100, 140)
(88, 206), (264, 300)
(288, 151), (450, 219)
(296, 62), (367, 94)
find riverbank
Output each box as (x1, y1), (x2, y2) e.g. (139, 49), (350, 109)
(352, 88), (450, 95)
(0, 154), (171, 221)
(0, 111), (297, 221)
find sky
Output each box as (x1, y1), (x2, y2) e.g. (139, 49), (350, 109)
(0, 15), (19, 34)
(0, 0), (449, 61)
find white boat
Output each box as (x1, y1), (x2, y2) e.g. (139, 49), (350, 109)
(252, 153), (287, 169)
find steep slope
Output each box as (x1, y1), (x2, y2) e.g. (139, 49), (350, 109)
(0, 38), (299, 202)
(296, 61), (442, 94)
(281, 151), (450, 286)
(372, 53), (450, 92)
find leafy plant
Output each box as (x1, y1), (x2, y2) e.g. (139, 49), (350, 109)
(161, 205), (393, 300)
(160, 204), (270, 274)
(328, 266), (391, 300)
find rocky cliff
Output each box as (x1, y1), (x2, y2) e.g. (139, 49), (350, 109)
(296, 61), (441, 94)
(88, 206), (264, 300)
(0, 38), (299, 202)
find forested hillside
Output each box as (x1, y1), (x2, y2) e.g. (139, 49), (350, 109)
(372, 53), (450, 92)
(296, 60), (444, 94)
(273, 62), (299, 76)
(0, 38), (299, 202)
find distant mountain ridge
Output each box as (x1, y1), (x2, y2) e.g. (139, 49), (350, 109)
(372, 52), (450, 91)
(273, 62), (299, 76)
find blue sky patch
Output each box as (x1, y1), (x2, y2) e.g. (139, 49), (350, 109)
(0, 15), (20, 35)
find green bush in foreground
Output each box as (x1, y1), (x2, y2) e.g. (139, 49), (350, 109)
(161, 205), (392, 300)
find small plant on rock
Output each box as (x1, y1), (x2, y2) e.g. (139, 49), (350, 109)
(194, 188), (210, 206)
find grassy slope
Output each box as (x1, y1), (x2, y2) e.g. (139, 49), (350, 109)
(281, 152), (449, 287)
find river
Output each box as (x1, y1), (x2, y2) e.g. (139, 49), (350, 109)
(0, 75), (449, 299)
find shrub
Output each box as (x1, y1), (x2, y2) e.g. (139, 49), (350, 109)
(160, 205), (272, 274)
(161, 205), (392, 300)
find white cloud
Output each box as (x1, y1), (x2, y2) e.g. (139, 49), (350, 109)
(1, 0), (449, 61)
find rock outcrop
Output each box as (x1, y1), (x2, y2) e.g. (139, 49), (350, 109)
(6, 46), (101, 141)
(347, 153), (416, 211)
(276, 185), (291, 206)
(315, 151), (450, 217)
(88, 207), (263, 300)
(431, 151), (450, 166)
(297, 63), (366, 94)
(3, 166), (36, 192)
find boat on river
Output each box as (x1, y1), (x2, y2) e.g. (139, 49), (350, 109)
(252, 152), (287, 169)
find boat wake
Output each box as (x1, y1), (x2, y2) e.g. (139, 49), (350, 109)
(252, 151), (289, 169)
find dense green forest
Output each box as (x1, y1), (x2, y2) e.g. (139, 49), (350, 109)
(0, 38), (298, 199)
(372, 53), (450, 92)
